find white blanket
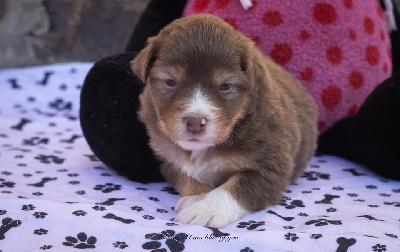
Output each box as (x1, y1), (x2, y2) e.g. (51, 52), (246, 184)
(0, 63), (399, 252)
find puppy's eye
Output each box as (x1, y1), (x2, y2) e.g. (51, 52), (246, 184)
(164, 79), (177, 87)
(219, 83), (231, 91)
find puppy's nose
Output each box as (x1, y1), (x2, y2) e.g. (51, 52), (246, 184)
(184, 117), (207, 134)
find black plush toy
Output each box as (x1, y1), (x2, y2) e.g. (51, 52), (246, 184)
(80, 0), (187, 182)
(80, 0), (400, 182)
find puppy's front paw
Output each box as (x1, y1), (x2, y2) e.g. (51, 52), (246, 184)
(174, 194), (206, 212)
(174, 189), (249, 228)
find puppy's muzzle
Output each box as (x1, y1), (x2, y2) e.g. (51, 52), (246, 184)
(184, 116), (207, 134)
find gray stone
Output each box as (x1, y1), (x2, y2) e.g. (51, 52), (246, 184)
(0, 0), (149, 69)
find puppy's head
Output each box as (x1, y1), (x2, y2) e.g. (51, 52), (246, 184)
(132, 14), (262, 151)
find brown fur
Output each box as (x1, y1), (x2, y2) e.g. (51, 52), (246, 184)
(131, 14), (317, 216)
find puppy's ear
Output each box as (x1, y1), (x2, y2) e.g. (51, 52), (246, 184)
(131, 37), (159, 83)
(241, 45), (267, 92)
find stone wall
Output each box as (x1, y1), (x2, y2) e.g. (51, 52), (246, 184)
(0, 0), (150, 69)
(0, 0), (399, 69)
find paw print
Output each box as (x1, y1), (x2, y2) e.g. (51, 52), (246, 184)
(143, 215), (155, 220)
(385, 233), (398, 238)
(63, 232), (97, 249)
(372, 244), (387, 252)
(131, 206), (143, 212)
(240, 247), (254, 252)
(237, 221), (265, 231)
(113, 241), (129, 249)
(280, 199), (305, 209)
(283, 226), (295, 230)
(76, 190), (86, 195)
(33, 212), (48, 219)
(300, 171), (330, 181)
(326, 208), (337, 212)
(284, 233), (299, 241)
(92, 205), (106, 211)
(72, 210), (87, 216)
(310, 234), (322, 239)
(21, 204), (34, 211)
(384, 202), (400, 207)
(305, 219), (342, 227)
(298, 213), (309, 217)
(157, 209), (169, 213)
(148, 197), (160, 202)
(39, 245), (52, 250)
(34, 228), (48, 235)
(94, 183), (121, 193)
(142, 230), (187, 252)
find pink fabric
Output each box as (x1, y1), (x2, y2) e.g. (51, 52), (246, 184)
(184, 0), (392, 132)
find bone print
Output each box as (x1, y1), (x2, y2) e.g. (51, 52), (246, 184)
(7, 78), (21, 89)
(10, 118), (31, 131)
(23, 137), (49, 146)
(34, 155), (65, 164)
(357, 215), (384, 222)
(60, 134), (81, 144)
(95, 198), (125, 206)
(206, 227), (230, 238)
(343, 168), (366, 176)
(49, 98), (72, 111)
(315, 194), (340, 204)
(103, 213), (135, 224)
(0, 217), (22, 240)
(36, 71), (54, 86)
(28, 177), (57, 187)
(267, 210), (295, 221)
(33, 109), (56, 117)
(336, 237), (356, 252)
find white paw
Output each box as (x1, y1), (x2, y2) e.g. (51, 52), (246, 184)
(174, 189), (249, 228)
(174, 194), (206, 212)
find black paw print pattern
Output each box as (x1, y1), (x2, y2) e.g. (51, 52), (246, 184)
(22, 204), (35, 211)
(284, 233), (299, 242)
(305, 219), (342, 227)
(131, 206), (143, 212)
(372, 244), (387, 252)
(33, 212), (48, 219)
(63, 232), (97, 249)
(240, 247), (254, 252)
(310, 234), (322, 239)
(280, 197), (305, 209)
(34, 228), (48, 235)
(142, 230), (187, 252)
(237, 221), (265, 231)
(72, 210), (87, 216)
(113, 241), (129, 249)
(93, 183), (121, 193)
(300, 171), (330, 181)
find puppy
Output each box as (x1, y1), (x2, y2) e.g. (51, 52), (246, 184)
(131, 14), (318, 228)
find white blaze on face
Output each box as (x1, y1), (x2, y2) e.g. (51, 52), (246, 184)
(176, 88), (220, 151)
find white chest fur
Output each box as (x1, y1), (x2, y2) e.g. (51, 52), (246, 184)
(181, 150), (223, 186)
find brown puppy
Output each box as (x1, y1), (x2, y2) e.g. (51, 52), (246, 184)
(131, 14), (318, 228)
